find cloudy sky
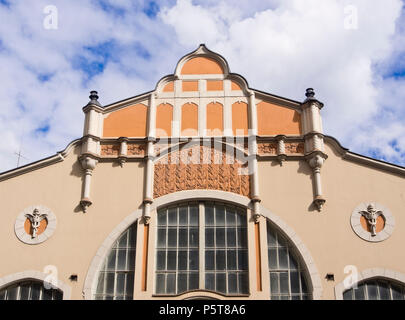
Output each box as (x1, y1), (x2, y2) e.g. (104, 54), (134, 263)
(0, 0), (404, 172)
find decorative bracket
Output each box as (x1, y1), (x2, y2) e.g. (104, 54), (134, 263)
(306, 152), (327, 212)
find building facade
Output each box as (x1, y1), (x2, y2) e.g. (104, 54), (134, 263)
(1, 45), (405, 300)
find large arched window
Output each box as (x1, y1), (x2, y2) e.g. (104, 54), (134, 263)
(155, 201), (249, 295)
(0, 280), (63, 300)
(343, 279), (405, 300)
(267, 220), (310, 300)
(94, 222), (137, 300)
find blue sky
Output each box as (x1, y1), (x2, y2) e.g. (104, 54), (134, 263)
(0, 0), (405, 171)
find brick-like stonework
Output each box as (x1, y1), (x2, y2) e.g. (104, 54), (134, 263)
(127, 143), (146, 156)
(100, 144), (120, 156)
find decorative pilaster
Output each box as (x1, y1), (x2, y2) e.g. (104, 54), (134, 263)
(143, 92), (157, 224)
(276, 135), (287, 166)
(80, 91), (103, 213)
(301, 88), (327, 212)
(118, 137), (129, 167)
(248, 90), (261, 223)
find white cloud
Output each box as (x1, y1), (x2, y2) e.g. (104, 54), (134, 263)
(0, 0), (404, 172)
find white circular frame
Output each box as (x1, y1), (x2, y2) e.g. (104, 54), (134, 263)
(350, 202), (395, 243)
(14, 205), (57, 245)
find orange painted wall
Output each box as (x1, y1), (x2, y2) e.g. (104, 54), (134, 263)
(206, 102), (223, 136)
(181, 57), (224, 75)
(182, 81), (199, 92)
(231, 81), (242, 91)
(103, 104), (147, 137)
(207, 80), (223, 91)
(163, 81), (174, 92)
(232, 102), (249, 136)
(156, 103), (173, 137)
(181, 103), (198, 136)
(257, 101), (301, 136)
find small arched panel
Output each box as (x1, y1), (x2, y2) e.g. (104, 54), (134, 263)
(94, 222), (138, 300)
(0, 280), (63, 300)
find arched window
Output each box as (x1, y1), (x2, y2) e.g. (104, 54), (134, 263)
(267, 220), (310, 300)
(343, 279), (405, 300)
(0, 280), (63, 300)
(155, 202), (249, 295)
(94, 222), (137, 300)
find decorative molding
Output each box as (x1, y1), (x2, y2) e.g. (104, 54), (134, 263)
(14, 205), (57, 245)
(334, 268), (405, 300)
(100, 144), (120, 156)
(0, 270), (72, 300)
(350, 202), (395, 242)
(153, 145), (250, 198)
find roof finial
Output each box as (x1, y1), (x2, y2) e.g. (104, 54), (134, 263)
(305, 88), (315, 98)
(87, 90), (102, 107)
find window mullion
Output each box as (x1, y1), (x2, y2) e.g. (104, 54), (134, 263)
(199, 202), (205, 290)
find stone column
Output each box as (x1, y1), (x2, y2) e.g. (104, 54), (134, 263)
(301, 88), (328, 211)
(80, 91), (103, 212)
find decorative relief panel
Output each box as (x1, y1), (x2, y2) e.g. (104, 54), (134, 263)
(285, 142), (304, 154)
(101, 144), (120, 156)
(258, 142), (277, 155)
(154, 145), (250, 198)
(350, 202), (395, 242)
(127, 143), (146, 156)
(14, 205), (57, 245)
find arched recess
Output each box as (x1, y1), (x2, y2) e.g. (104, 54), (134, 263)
(84, 190), (322, 300)
(334, 268), (405, 300)
(0, 270), (71, 300)
(181, 103), (198, 136)
(206, 102), (223, 136)
(156, 103), (173, 137)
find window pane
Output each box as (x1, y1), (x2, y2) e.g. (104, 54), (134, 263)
(238, 228), (247, 247)
(116, 273), (126, 295)
(107, 250), (117, 271)
(189, 205), (199, 226)
(31, 283), (41, 300)
(392, 284), (404, 300)
(228, 273), (237, 293)
(189, 228), (199, 247)
(205, 273), (215, 291)
(367, 282), (378, 300)
(205, 205), (214, 226)
(215, 205), (225, 226)
(157, 229), (166, 248)
(168, 207), (177, 226)
(178, 251), (188, 270)
(189, 250), (199, 270)
(205, 228), (214, 247)
(166, 274), (176, 294)
(378, 282), (390, 300)
(179, 206), (188, 225)
(167, 251), (177, 270)
(7, 286), (18, 300)
(178, 228), (188, 247)
(117, 249), (127, 270)
(158, 209), (167, 226)
(42, 288), (53, 300)
(177, 273), (187, 294)
(216, 250), (226, 270)
(354, 284), (365, 300)
(19, 284), (30, 300)
(189, 273), (199, 290)
(156, 250), (166, 271)
(127, 249), (136, 271)
(226, 228), (236, 247)
(237, 250), (248, 270)
(226, 208), (236, 226)
(205, 250), (215, 271)
(167, 229), (177, 248)
(227, 250), (237, 270)
(105, 273), (115, 294)
(270, 273), (279, 294)
(156, 274), (165, 294)
(289, 252), (298, 270)
(268, 248), (278, 270)
(267, 226), (277, 246)
(0, 290), (5, 300)
(216, 228), (225, 247)
(278, 247), (289, 269)
(216, 273), (226, 293)
(290, 271), (300, 294)
(126, 274), (134, 296)
(117, 232), (128, 248)
(343, 290), (353, 300)
(236, 210), (246, 227)
(280, 272), (289, 294)
(238, 273), (249, 294)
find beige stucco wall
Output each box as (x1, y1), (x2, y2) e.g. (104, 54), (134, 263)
(0, 145), (145, 299)
(1, 139), (405, 300)
(258, 142), (405, 299)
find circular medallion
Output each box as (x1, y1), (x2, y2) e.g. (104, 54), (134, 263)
(350, 202), (394, 242)
(14, 205), (57, 245)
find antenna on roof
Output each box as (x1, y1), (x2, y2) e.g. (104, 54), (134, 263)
(14, 149), (29, 168)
